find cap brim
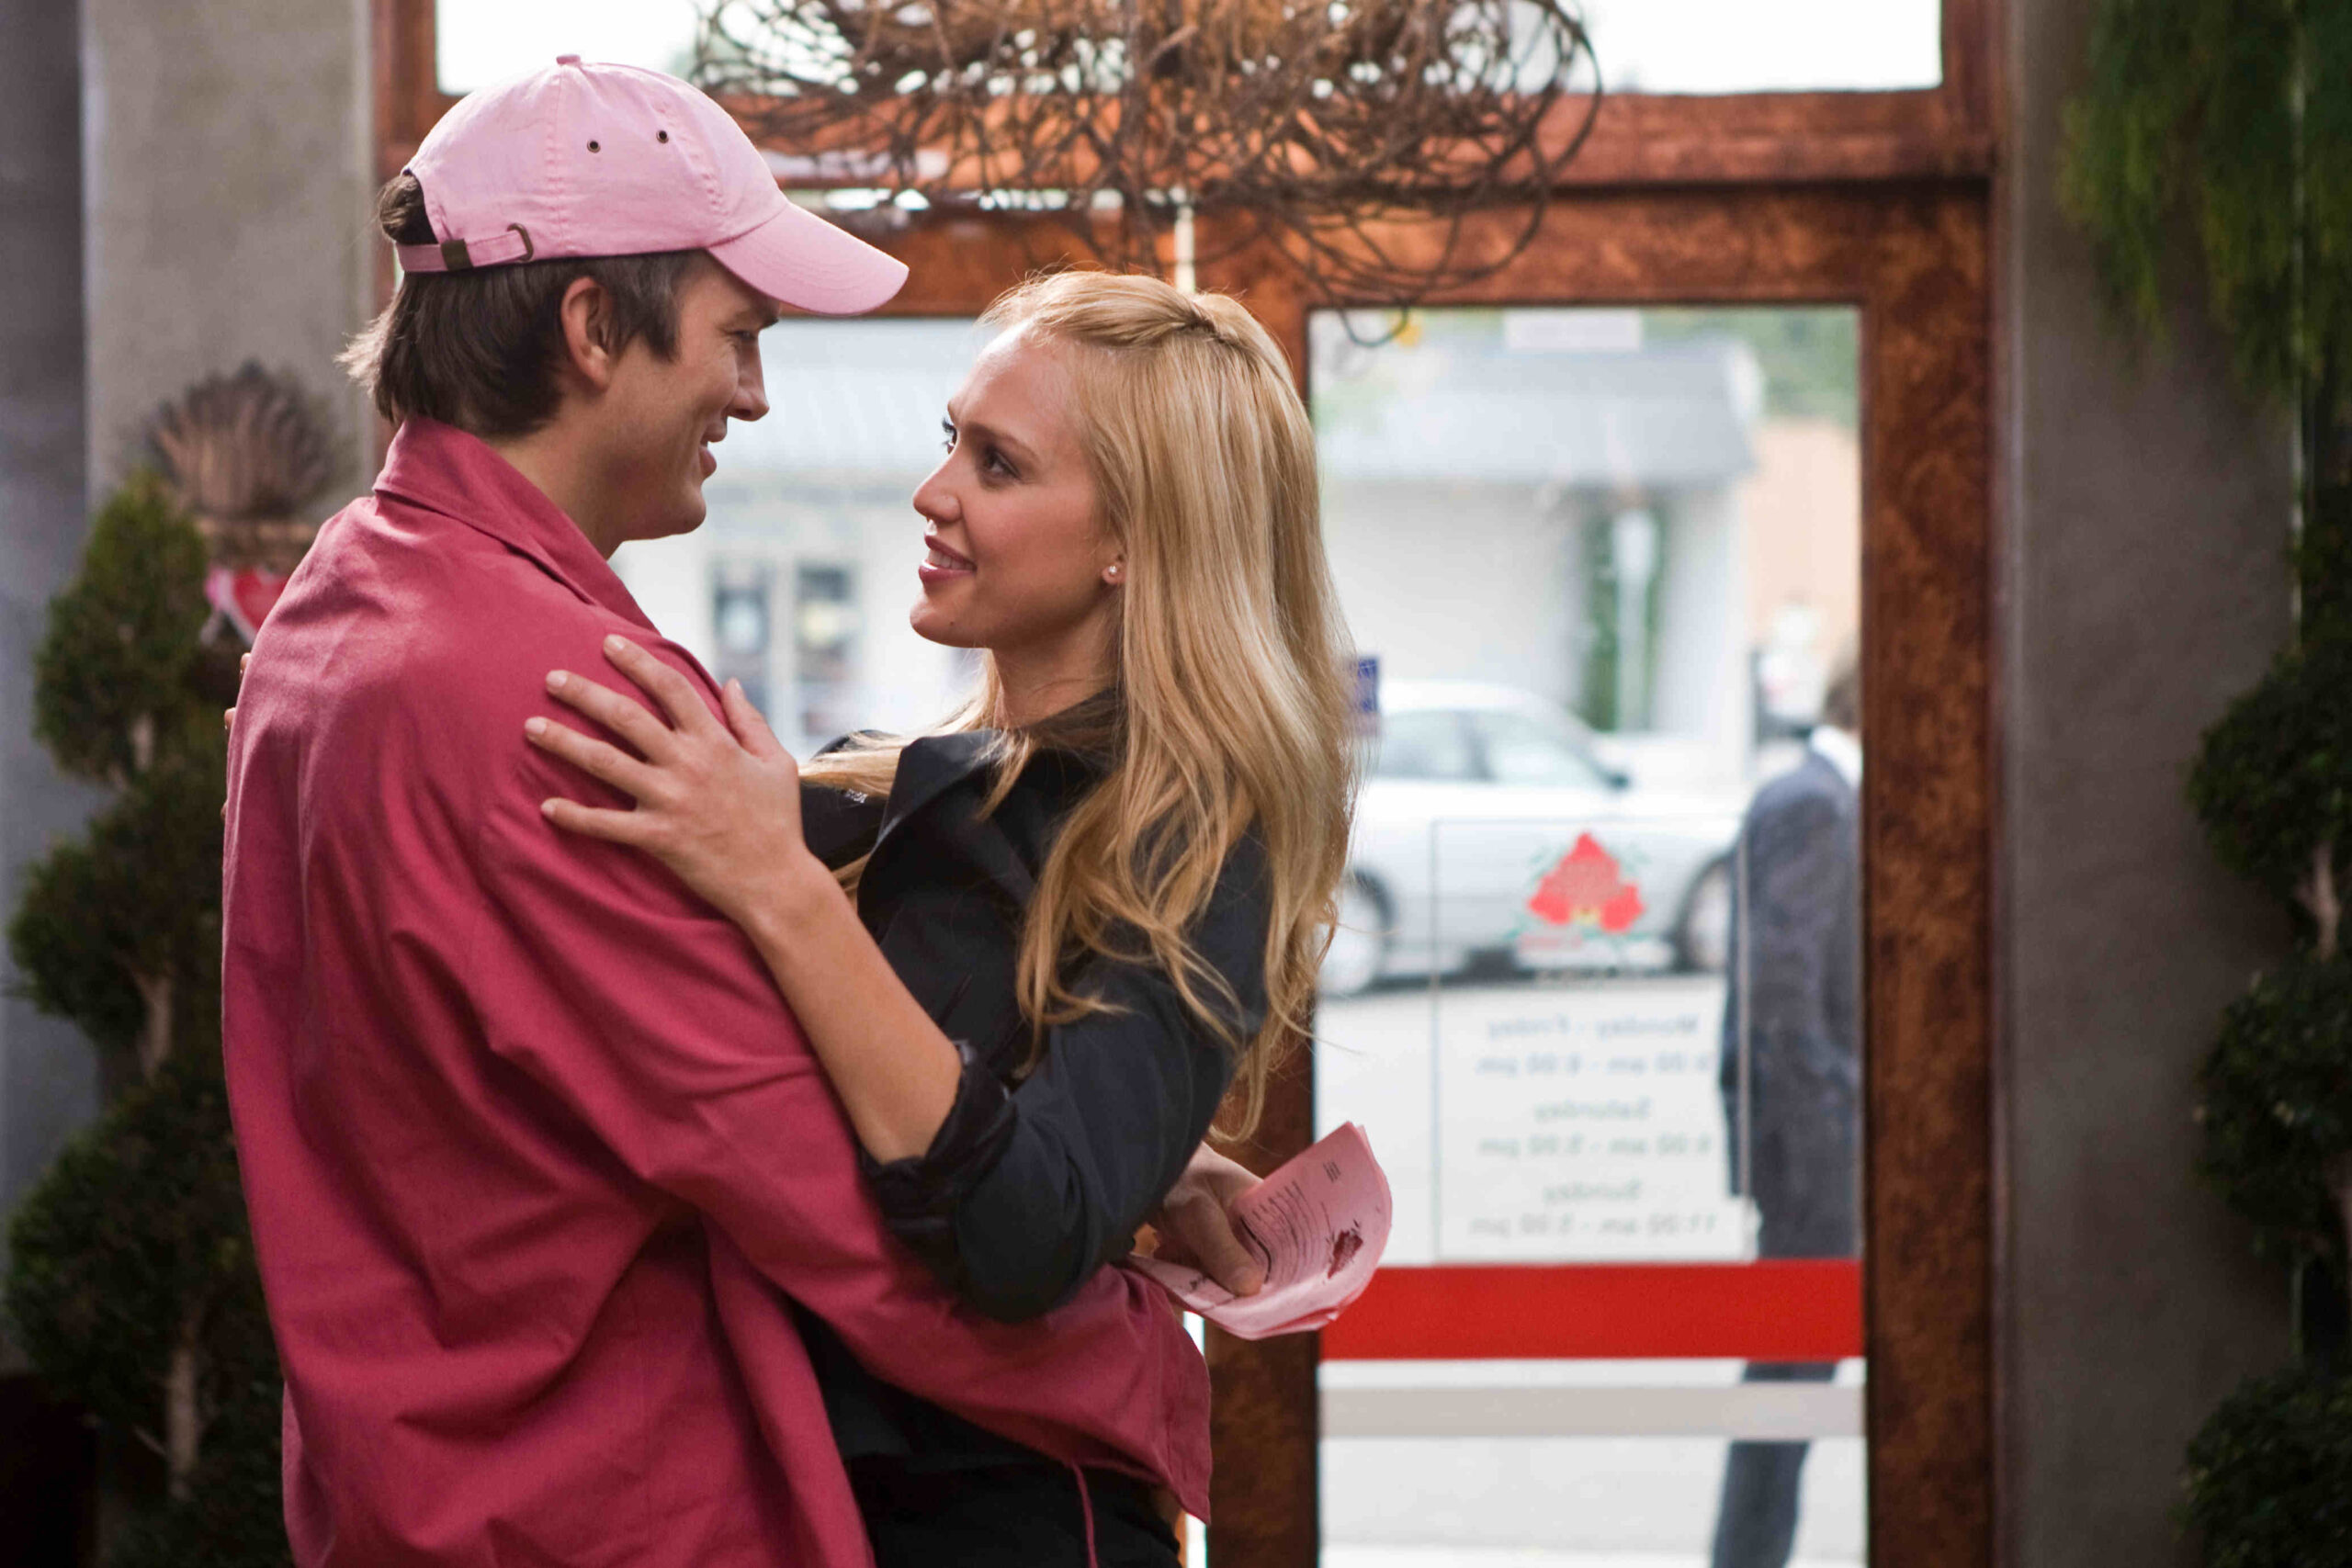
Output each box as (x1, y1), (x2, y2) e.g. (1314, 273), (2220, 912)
(707, 198), (909, 316)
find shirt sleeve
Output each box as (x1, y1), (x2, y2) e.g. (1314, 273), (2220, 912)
(459, 669), (1197, 1474)
(862, 833), (1275, 1322)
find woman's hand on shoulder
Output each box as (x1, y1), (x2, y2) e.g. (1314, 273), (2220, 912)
(526, 636), (834, 931)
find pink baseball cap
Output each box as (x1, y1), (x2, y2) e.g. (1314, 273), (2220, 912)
(396, 55), (908, 315)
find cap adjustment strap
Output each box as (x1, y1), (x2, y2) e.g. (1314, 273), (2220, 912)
(395, 222), (537, 274)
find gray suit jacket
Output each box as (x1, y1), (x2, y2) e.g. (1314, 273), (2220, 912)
(1719, 748), (1861, 1258)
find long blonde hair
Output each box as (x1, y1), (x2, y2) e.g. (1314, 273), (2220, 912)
(804, 271), (1358, 1139)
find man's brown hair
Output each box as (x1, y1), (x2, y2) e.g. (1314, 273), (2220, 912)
(342, 175), (705, 438)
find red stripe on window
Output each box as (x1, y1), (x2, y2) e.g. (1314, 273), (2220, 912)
(1318, 1261), (1864, 1360)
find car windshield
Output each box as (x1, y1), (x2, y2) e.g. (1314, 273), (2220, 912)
(1473, 709), (1612, 789)
(1371, 709), (1479, 781)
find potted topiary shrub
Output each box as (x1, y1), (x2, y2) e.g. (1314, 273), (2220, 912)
(6, 366), (334, 1564)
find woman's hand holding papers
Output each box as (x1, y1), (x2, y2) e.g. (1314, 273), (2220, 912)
(1146, 1144), (1267, 1299)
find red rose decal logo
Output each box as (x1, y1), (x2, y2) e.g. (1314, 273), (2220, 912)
(1525, 832), (1645, 934)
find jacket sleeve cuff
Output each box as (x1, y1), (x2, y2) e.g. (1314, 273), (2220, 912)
(858, 1040), (1018, 1273)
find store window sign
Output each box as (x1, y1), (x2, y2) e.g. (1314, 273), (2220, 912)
(1435, 978), (1747, 1261)
(1511, 831), (1667, 970)
(1421, 823), (1750, 1262)
(1523, 831), (1645, 934)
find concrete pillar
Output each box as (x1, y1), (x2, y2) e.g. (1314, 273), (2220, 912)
(82, 0), (376, 499)
(0, 0), (102, 1310)
(0, 0), (375, 1314)
(2000, 0), (2297, 1561)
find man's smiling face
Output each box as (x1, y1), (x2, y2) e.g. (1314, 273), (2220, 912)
(594, 260), (777, 545)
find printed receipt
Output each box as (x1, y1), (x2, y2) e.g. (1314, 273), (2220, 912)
(1125, 1122), (1392, 1341)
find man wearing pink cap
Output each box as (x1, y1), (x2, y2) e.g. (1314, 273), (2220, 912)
(223, 59), (1214, 1567)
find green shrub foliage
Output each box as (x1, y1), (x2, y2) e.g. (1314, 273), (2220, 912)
(31, 474), (214, 785)
(2195, 955), (2352, 1269)
(2188, 637), (2352, 914)
(3, 474), (282, 1563)
(2184, 1364), (2352, 1568)
(2301, 482), (2352, 644)
(106, 1390), (289, 1568)
(2062, 0), (2352, 408)
(6, 1048), (273, 1446)
(10, 736), (227, 1066)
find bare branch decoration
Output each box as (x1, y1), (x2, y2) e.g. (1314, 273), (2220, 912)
(696, 1), (1600, 314)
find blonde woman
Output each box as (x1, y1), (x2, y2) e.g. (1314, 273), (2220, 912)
(524, 271), (1358, 1566)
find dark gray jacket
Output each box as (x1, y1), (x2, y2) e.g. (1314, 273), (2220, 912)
(793, 717), (1272, 1468)
(1718, 747), (1861, 1258)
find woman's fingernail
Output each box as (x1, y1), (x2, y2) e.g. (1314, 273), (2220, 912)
(547, 671), (569, 691)
(540, 799), (558, 817)
(604, 635), (625, 656)
(525, 717), (546, 738)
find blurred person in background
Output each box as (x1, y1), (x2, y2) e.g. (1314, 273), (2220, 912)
(1712, 655), (1862, 1568)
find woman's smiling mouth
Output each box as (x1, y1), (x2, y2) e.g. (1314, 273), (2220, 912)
(919, 536), (975, 586)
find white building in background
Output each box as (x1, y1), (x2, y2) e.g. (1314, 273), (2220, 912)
(1313, 309), (1765, 787)
(616, 309), (1790, 787)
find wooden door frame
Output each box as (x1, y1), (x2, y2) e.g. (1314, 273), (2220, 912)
(1260, 188), (1997, 1568)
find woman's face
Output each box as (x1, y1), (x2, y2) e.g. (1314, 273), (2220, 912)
(909, 327), (1122, 671)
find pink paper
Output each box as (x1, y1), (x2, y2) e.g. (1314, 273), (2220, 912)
(1126, 1122), (1392, 1341)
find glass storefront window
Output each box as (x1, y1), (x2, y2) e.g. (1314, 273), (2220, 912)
(1315, 303), (1864, 1566)
(594, 293), (1869, 1564)
(1583, 0), (1940, 94)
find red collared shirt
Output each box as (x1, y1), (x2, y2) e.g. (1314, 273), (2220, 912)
(222, 419), (1208, 1568)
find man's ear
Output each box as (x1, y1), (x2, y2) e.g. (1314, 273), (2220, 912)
(555, 276), (620, 393)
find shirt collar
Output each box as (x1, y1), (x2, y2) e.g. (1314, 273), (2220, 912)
(372, 417), (662, 636)
(1808, 724), (1863, 790)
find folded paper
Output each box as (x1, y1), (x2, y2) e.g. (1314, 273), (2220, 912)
(1126, 1122), (1392, 1341)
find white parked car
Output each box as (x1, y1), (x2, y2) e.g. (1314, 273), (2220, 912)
(1321, 682), (1745, 997)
